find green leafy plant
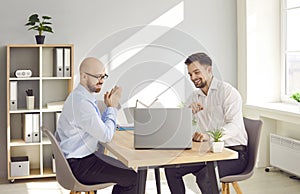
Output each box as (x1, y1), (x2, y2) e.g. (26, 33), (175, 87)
(25, 13), (54, 36)
(192, 118), (197, 126)
(207, 128), (224, 142)
(290, 92), (300, 103)
(177, 101), (185, 108)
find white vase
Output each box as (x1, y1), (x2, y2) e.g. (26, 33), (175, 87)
(26, 96), (35, 110)
(211, 141), (224, 153)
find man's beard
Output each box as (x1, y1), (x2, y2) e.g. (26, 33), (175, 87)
(195, 79), (207, 89)
(94, 87), (101, 93)
(87, 82), (101, 93)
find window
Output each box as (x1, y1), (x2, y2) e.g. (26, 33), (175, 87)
(283, 0), (300, 98)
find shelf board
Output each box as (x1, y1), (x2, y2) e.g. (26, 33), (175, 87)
(8, 168), (55, 180)
(10, 109), (40, 114)
(42, 108), (62, 112)
(42, 77), (72, 80)
(10, 139), (52, 146)
(8, 169), (40, 180)
(9, 77), (40, 81)
(7, 44), (41, 48)
(10, 139), (41, 146)
(42, 137), (51, 145)
(9, 77), (72, 81)
(8, 44), (73, 48)
(43, 168), (56, 176)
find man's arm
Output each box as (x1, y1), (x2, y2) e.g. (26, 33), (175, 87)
(74, 99), (117, 143)
(220, 86), (245, 142)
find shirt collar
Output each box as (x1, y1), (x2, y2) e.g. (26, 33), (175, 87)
(77, 84), (97, 103)
(197, 77), (219, 96)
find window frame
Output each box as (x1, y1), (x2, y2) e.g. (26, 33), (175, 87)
(281, 0), (300, 103)
(281, 0), (288, 102)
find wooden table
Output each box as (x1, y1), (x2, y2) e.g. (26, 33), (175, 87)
(104, 131), (238, 194)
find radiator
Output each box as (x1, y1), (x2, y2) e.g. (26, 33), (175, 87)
(270, 133), (300, 177)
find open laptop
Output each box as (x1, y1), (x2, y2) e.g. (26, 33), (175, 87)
(134, 108), (193, 149)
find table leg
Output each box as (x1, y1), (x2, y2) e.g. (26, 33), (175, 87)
(154, 168), (161, 194)
(137, 168), (148, 194)
(207, 161), (221, 194)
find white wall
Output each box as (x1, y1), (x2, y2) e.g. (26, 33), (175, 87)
(238, 0), (281, 104)
(0, 0), (237, 179)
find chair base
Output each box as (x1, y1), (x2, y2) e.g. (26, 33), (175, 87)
(70, 191), (96, 194)
(222, 182), (242, 194)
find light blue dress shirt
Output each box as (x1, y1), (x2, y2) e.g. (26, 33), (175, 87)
(56, 84), (117, 159)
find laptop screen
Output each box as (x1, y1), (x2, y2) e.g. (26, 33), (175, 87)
(134, 108), (193, 149)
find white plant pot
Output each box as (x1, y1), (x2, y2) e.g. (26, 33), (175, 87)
(211, 141), (224, 153)
(26, 96), (35, 110)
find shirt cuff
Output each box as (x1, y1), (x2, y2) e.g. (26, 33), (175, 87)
(106, 107), (118, 117)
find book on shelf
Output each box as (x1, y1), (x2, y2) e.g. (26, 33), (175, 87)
(47, 101), (65, 109)
(22, 113), (40, 143)
(54, 47), (71, 77)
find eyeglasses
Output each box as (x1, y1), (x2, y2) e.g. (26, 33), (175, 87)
(85, 72), (108, 81)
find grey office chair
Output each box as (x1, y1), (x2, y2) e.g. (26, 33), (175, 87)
(42, 127), (114, 194)
(221, 117), (262, 194)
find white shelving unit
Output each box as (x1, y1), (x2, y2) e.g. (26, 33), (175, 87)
(6, 44), (74, 182)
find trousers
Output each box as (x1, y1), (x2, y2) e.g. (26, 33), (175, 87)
(68, 152), (137, 194)
(165, 148), (248, 194)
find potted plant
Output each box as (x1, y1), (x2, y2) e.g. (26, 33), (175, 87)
(290, 92), (300, 111)
(25, 13), (53, 44)
(25, 89), (34, 110)
(208, 128), (225, 153)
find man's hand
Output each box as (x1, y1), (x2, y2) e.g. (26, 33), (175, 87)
(192, 132), (209, 142)
(189, 102), (204, 114)
(104, 86), (122, 108)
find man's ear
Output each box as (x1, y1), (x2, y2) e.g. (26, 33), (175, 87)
(81, 72), (87, 80)
(207, 66), (212, 74)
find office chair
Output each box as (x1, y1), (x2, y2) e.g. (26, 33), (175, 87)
(43, 127), (114, 194)
(221, 117), (262, 194)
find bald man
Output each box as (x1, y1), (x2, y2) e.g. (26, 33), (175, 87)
(56, 57), (137, 194)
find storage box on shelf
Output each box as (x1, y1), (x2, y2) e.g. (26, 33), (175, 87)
(10, 156), (30, 177)
(6, 44), (74, 182)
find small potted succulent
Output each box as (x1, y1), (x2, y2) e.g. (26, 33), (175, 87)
(25, 13), (54, 44)
(290, 92), (300, 111)
(208, 128), (225, 153)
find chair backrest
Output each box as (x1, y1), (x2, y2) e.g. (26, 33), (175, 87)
(42, 127), (80, 190)
(221, 117), (262, 183)
(242, 117), (262, 175)
(43, 127), (115, 191)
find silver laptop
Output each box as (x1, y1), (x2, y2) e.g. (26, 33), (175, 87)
(134, 108), (193, 149)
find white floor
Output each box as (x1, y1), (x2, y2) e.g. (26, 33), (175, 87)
(1, 168), (300, 194)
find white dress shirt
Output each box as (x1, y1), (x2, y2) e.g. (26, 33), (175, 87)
(56, 84), (117, 159)
(186, 78), (248, 146)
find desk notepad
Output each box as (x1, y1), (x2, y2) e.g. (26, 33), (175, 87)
(117, 123), (134, 131)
